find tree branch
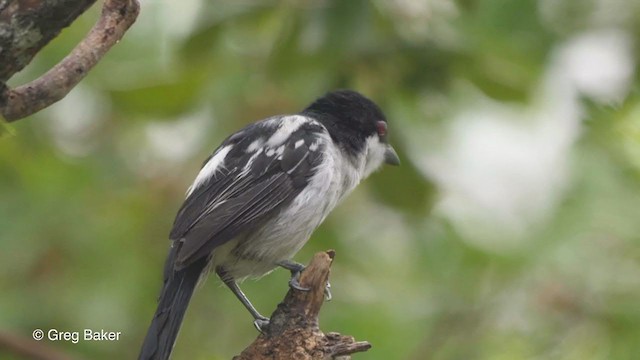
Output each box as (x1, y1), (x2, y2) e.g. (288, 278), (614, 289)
(0, 0), (98, 82)
(234, 251), (372, 360)
(0, 0), (140, 122)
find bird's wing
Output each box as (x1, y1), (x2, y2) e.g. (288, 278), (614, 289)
(169, 116), (326, 269)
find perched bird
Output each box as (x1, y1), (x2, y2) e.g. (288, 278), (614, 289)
(138, 90), (399, 360)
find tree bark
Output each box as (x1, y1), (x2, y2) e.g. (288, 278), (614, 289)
(234, 251), (372, 360)
(0, 0), (139, 122)
(0, 0), (97, 82)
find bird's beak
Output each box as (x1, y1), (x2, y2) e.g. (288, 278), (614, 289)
(384, 145), (400, 166)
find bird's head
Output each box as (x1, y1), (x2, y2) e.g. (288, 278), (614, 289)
(302, 90), (400, 176)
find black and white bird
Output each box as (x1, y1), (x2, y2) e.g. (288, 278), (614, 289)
(138, 90), (399, 360)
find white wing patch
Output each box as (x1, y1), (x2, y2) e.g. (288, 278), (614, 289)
(246, 138), (264, 153)
(186, 145), (233, 196)
(266, 115), (308, 147)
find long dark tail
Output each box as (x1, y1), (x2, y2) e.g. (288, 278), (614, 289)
(138, 247), (207, 360)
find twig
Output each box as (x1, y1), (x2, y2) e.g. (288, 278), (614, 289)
(233, 250), (372, 360)
(0, 0), (140, 122)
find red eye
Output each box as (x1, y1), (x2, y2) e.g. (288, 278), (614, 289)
(376, 121), (387, 137)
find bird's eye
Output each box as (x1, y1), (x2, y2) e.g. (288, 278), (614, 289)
(376, 121), (387, 138)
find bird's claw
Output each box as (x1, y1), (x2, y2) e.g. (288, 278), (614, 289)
(253, 316), (270, 333)
(289, 272), (332, 302)
(324, 281), (332, 301)
(279, 261), (331, 298)
(289, 271), (310, 291)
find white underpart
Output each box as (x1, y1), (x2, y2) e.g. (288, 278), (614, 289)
(186, 145), (232, 196)
(266, 115), (308, 147)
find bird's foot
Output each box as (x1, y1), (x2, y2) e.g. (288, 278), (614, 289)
(278, 260), (333, 299)
(253, 316), (270, 333)
(278, 260), (311, 291)
(288, 269), (310, 291)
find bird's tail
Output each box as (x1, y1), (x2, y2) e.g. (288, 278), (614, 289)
(138, 247), (207, 360)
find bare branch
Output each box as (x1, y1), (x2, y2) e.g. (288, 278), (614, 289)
(234, 251), (372, 360)
(0, 0), (140, 122)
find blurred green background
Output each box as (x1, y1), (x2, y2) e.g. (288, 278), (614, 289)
(2, 0), (640, 359)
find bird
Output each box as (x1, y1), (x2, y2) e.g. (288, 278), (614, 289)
(138, 90), (400, 360)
